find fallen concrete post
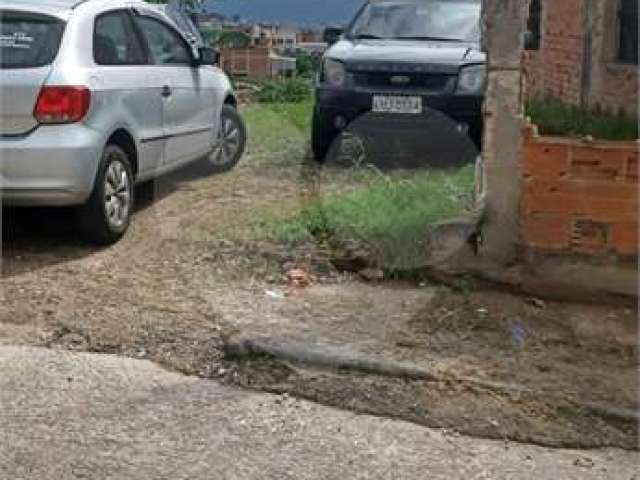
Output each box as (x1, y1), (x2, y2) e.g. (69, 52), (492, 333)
(223, 335), (640, 425)
(224, 336), (440, 381)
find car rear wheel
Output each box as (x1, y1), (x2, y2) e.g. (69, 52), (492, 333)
(77, 145), (134, 245)
(207, 105), (246, 173)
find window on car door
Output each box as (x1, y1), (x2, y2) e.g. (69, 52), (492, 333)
(94, 11), (147, 65)
(134, 15), (214, 166)
(134, 16), (193, 65)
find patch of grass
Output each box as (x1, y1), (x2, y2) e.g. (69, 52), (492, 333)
(265, 101), (313, 133)
(526, 97), (638, 141)
(241, 102), (312, 166)
(260, 166), (475, 246)
(255, 78), (313, 103)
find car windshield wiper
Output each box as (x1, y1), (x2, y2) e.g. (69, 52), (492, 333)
(395, 36), (464, 42)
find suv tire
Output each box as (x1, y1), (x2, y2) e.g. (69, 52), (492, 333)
(311, 106), (338, 163)
(77, 144), (134, 245)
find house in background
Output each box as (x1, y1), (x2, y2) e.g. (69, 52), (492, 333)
(296, 29), (324, 44)
(195, 17), (298, 78)
(268, 51), (297, 76)
(220, 47), (296, 78)
(524, 0), (638, 116)
(191, 12), (226, 29)
(248, 23), (298, 49)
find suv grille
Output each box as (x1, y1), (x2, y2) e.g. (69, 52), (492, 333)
(353, 72), (455, 92)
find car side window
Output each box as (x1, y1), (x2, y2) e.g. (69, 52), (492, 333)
(135, 16), (193, 66)
(94, 11), (147, 66)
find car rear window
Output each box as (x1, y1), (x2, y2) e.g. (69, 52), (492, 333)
(0, 11), (65, 69)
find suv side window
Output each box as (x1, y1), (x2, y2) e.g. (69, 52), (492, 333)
(135, 16), (193, 66)
(94, 10), (147, 66)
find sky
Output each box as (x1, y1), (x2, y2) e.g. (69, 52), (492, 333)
(203, 0), (364, 26)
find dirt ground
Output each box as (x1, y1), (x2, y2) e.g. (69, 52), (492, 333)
(1, 104), (637, 450)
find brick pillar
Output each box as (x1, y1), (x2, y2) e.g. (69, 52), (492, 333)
(480, 0), (529, 265)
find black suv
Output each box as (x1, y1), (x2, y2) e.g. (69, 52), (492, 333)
(312, 0), (485, 161)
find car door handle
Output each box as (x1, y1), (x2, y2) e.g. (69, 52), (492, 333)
(161, 85), (172, 98)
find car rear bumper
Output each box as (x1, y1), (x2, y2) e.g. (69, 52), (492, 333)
(0, 124), (102, 206)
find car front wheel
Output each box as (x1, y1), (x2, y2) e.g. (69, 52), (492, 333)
(311, 106), (337, 163)
(77, 144), (134, 245)
(207, 105), (246, 173)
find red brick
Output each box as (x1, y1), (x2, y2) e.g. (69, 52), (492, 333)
(581, 198), (638, 221)
(523, 193), (637, 221)
(627, 155), (638, 182)
(522, 215), (571, 250)
(522, 142), (571, 179)
(570, 146), (627, 180)
(524, 179), (639, 201)
(570, 220), (611, 253)
(612, 223), (639, 256)
(569, 145), (628, 181)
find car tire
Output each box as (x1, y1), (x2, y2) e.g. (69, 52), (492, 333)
(77, 144), (134, 245)
(207, 105), (246, 173)
(311, 106), (338, 163)
(468, 122), (483, 151)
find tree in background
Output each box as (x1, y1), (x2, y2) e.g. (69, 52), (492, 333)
(217, 31), (252, 49)
(295, 50), (321, 78)
(199, 24), (221, 47)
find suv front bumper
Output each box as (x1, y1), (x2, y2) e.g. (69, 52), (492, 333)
(315, 86), (483, 134)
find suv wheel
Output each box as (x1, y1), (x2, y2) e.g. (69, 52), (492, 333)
(208, 105), (246, 173)
(311, 106), (338, 163)
(78, 145), (134, 245)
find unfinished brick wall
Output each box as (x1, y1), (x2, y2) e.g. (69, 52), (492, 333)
(590, 66), (639, 115)
(523, 0), (586, 106)
(589, 0), (639, 116)
(521, 123), (639, 257)
(523, 0), (639, 116)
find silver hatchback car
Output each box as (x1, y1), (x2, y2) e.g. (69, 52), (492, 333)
(0, 0), (246, 244)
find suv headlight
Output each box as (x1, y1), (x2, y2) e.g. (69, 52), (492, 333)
(456, 65), (486, 94)
(323, 58), (346, 87)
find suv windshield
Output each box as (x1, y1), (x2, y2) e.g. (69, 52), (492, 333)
(0, 11), (65, 69)
(347, 0), (481, 42)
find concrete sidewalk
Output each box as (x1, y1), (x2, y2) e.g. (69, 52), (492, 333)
(0, 347), (636, 479)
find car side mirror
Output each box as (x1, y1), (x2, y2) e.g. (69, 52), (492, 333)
(197, 46), (220, 66)
(323, 27), (343, 46)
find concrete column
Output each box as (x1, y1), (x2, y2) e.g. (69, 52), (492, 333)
(479, 0), (529, 266)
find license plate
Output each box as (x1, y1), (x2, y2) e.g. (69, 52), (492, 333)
(372, 95), (423, 114)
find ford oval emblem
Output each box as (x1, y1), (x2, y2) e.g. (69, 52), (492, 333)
(390, 75), (411, 85)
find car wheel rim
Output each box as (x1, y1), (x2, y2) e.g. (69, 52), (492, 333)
(211, 115), (241, 166)
(104, 158), (131, 230)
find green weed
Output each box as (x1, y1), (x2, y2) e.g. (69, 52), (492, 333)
(526, 97), (638, 141)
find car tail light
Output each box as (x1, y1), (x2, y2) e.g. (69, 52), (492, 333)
(34, 86), (91, 124)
